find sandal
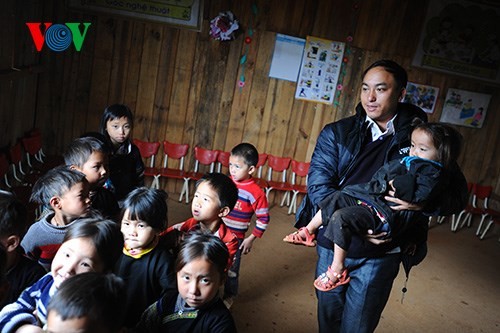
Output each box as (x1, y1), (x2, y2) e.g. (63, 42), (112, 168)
(283, 227), (316, 247)
(313, 266), (350, 292)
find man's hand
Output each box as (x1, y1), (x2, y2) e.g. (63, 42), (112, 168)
(240, 235), (256, 254)
(364, 229), (392, 245)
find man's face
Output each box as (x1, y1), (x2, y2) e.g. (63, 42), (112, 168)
(360, 66), (405, 130)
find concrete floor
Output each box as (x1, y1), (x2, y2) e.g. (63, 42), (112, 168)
(167, 197), (500, 333)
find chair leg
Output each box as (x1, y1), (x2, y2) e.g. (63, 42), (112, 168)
(18, 162), (26, 176)
(476, 214), (489, 236)
(452, 211), (466, 231)
(479, 219), (494, 240)
(280, 191), (292, 208)
(265, 188), (272, 200)
(4, 175), (11, 188)
(280, 192), (287, 207)
(457, 213), (471, 230)
(151, 175), (160, 189)
(179, 178), (190, 203)
(288, 191), (298, 215)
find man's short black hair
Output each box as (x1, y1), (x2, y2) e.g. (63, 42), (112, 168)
(363, 59), (408, 91)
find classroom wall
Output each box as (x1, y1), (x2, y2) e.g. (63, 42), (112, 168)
(1, 0), (499, 200)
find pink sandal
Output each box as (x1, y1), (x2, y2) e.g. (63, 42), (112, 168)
(283, 227), (316, 247)
(313, 267), (350, 291)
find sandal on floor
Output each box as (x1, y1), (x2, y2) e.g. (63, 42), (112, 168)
(283, 227), (316, 247)
(313, 267), (350, 292)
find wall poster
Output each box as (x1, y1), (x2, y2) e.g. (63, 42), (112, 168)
(68, 0), (204, 31)
(403, 82), (440, 114)
(440, 88), (490, 128)
(412, 0), (500, 84)
(295, 36), (345, 104)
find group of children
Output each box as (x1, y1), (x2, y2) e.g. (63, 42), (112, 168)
(1, 101), (462, 331)
(0, 103), (271, 332)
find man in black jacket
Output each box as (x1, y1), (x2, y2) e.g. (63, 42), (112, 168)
(296, 59), (467, 333)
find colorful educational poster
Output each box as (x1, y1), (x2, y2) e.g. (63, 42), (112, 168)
(403, 82), (440, 114)
(295, 36), (345, 104)
(440, 88), (490, 128)
(412, 0), (500, 84)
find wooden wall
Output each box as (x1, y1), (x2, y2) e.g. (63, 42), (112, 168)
(1, 0), (499, 200)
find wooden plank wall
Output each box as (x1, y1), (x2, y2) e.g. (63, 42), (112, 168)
(1, 0), (499, 201)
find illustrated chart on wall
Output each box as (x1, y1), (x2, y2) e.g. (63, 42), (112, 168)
(440, 88), (490, 128)
(295, 36), (345, 104)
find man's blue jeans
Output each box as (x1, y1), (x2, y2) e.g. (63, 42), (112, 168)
(316, 245), (400, 333)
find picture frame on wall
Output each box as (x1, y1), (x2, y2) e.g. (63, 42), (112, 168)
(440, 88), (490, 128)
(68, 0), (204, 31)
(412, 0), (500, 84)
(403, 82), (439, 114)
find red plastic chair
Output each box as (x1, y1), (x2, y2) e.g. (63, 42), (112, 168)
(21, 132), (63, 176)
(133, 139), (161, 189)
(8, 142), (26, 185)
(265, 155), (292, 207)
(159, 141), (190, 203)
(0, 152), (39, 221)
(288, 160), (310, 215)
(254, 153), (268, 189)
(454, 184), (492, 232)
(21, 134), (44, 168)
(216, 151), (231, 174)
(185, 147), (219, 202)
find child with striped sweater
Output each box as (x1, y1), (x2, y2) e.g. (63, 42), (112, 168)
(222, 143), (270, 308)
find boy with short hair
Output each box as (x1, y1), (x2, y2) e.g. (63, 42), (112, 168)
(0, 191), (45, 307)
(46, 272), (127, 333)
(171, 173), (239, 268)
(64, 136), (120, 221)
(222, 143), (270, 307)
(21, 166), (91, 270)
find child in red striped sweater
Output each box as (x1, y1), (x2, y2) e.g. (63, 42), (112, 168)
(222, 143), (270, 308)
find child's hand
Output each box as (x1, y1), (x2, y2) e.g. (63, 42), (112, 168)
(240, 235), (256, 254)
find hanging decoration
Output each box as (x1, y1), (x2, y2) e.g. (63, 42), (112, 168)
(209, 11), (240, 41)
(333, 2), (360, 107)
(238, 3), (258, 90)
